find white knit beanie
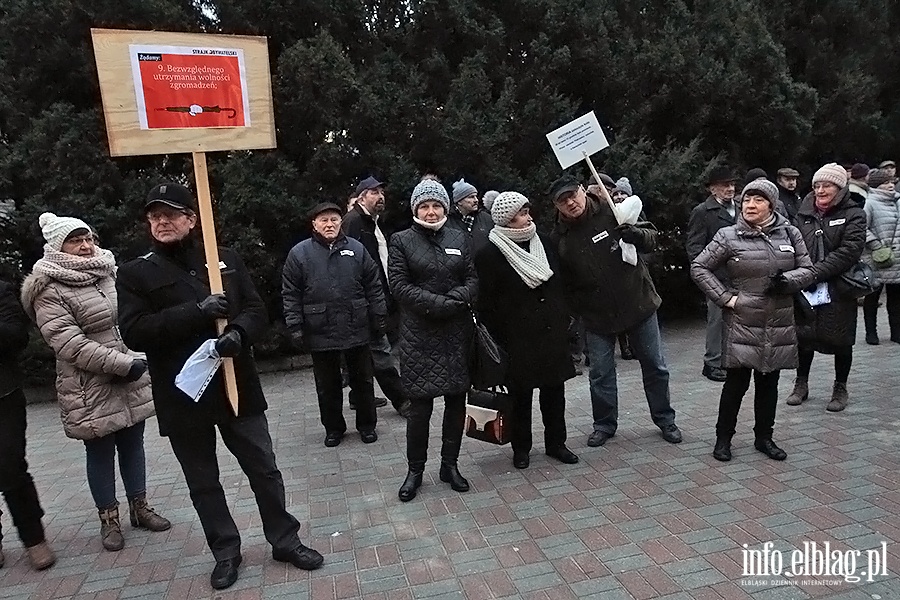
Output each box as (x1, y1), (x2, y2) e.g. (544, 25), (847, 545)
(482, 190), (500, 212)
(39, 212), (91, 251)
(452, 178), (478, 203)
(410, 179), (450, 214)
(812, 163), (849, 189)
(490, 191), (530, 226)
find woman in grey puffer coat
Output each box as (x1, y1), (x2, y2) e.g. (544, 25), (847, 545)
(861, 169), (900, 343)
(692, 181), (815, 462)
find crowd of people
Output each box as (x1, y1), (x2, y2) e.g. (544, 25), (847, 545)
(0, 158), (897, 589)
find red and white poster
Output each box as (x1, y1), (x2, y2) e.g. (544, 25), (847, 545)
(129, 44), (251, 130)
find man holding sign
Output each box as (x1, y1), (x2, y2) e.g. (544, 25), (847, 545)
(117, 183), (323, 590)
(549, 175), (682, 448)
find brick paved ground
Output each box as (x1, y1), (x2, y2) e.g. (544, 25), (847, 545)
(1, 312), (898, 600)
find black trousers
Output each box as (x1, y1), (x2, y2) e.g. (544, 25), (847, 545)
(509, 384), (567, 455)
(312, 345), (376, 434)
(715, 368), (780, 440)
(0, 389), (46, 548)
(863, 283), (900, 338)
(167, 413), (301, 562)
(406, 393), (466, 467)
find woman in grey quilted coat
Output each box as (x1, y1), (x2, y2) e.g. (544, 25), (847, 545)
(691, 181), (815, 462)
(21, 213), (170, 552)
(861, 169), (900, 343)
(389, 180), (477, 502)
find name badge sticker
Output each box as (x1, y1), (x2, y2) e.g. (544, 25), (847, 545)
(445, 248), (462, 256)
(205, 261), (228, 270)
(591, 231), (610, 243)
(829, 218), (846, 226)
(340, 250), (355, 256)
(779, 245), (795, 253)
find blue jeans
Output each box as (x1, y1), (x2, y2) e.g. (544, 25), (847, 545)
(83, 421), (147, 509)
(584, 311), (676, 435)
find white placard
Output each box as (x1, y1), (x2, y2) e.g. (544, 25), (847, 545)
(545, 111), (609, 169)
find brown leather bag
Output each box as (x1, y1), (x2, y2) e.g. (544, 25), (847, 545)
(465, 387), (511, 445)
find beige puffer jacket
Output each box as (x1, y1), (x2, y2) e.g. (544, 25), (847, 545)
(22, 272), (154, 440)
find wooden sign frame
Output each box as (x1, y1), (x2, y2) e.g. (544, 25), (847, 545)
(91, 28), (275, 157)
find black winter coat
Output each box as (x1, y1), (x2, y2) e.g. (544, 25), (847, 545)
(777, 183), (802, 222)
(282, 234), (387, 352)
(474, 234), (575, 389)
(341, 205), (393, 310)
(686, 195), (737, 261)
(446, 208), (494, 255)
(0, 279), (30, 398)
(117, 240), (268, 436)
(793, 188), (867, 351)
(388, 224), (477, 399)
(552, 195), (661, 335)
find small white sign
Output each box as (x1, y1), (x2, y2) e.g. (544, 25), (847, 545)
(545, 111), (609, 169)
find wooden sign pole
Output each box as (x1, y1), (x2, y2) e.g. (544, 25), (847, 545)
(582, 151), (621, 222)
(192, 152), (241, 416)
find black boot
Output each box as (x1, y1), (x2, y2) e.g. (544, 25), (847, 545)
(439, 462), (470, 492)
(754, 438), (787, 461)
(398, 462), (425, 502)
(713, 437), (732, 462)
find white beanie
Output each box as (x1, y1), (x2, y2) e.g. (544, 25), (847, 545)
(452, 178), (478, 203)
(812, 163), (849, 189)
(410, 179), (450, 214)
(482, 190), (500, 212)
(490, 191), (530, 226)
(39, 212), (91, 251)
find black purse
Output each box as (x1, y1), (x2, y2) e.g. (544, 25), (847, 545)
(469, 312), (508, 390)
(465, 387), (512, 445)
(833, 261), (878, 299)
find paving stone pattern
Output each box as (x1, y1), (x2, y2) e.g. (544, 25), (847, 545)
(1, 314), (898, 599)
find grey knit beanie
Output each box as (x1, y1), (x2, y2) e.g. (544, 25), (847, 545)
(452, 178), (478, 203)
(482, 190), (500, 211)
(490, 192), (530, 227)
(741, 180), (779, 208)
(615, 177), (633, 196)
(410, 179), (450, 214)
(867, 169), (892, 189)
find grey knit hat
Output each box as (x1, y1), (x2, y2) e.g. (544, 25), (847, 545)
(410, 179), (450, 214)
(490, 192), (530, 227)
(741, 180), (779, 208)
(615, 177), (633, 196)
(867, 168), (893, 189)
(482, 190), (500, 211)
(452, 178), (478, 203)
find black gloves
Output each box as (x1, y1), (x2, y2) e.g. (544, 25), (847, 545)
(290, 330), (305, 351)
(615, 223), (643, 245)
(370, 315), (387, 338)
(123, 359), (147, 382)
(215, 329), (243, 357)
(765, 271), (792, 296)
(198, 294), (229, 319)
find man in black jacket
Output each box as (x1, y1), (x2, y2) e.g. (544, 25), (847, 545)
(446, 178), (493, 253)
(284, 202), (387, 447)
(0, 279), (55, 571)
(550, 175), (682, 448)
(117, 183), (322, 590)
(685, 166), (738, 382)
(341, 176), (408, 415)
(776, 167), (802, 221)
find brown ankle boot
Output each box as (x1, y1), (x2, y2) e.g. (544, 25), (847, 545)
(785, 377), (809, 405)
(129, 496), (171, 532)
(826, 381), (848, 412)
(25, 541), (56, 570)
(99, 503), (124, 551)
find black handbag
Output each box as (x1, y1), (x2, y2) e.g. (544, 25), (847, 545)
(465, 387), (512, 445)
(469, 313), (508, 390)
(833, 261), (878, 299)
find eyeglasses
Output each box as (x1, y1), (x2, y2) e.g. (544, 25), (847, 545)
(65, 235), (95, 246)
(147, 210), (191, 223)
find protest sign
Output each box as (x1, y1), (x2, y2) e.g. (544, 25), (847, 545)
(91, 29), (277, 415)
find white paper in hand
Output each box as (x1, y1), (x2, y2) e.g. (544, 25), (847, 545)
(616, 195), (643, 266)
(801, 282), (831, 307)
(175, 339), (223, 402)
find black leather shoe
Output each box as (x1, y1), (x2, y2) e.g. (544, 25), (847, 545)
(712, 438), (732, 462)
(755, 439), (787, 461)
(546, 446), (579, 464)
(439, 463), (470, 492)
(210, 556), (242, 590)
(513, 452), (530, 469)
(587, 430), (613, 447)
(660, 424), (683, 444)
(398, 470), (423, 502)
(702, 365), (728, 382)
(360, 430), (378, 444)
(324, 432), (343, 447)
(273, 544), (324, 570)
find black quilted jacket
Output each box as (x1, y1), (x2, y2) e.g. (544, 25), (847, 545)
(388, 223), (478, 400)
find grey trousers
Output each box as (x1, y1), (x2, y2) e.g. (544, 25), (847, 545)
(704, 299), (723, 368)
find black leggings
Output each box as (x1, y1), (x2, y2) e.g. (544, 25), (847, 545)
(797, 348), (852, 383)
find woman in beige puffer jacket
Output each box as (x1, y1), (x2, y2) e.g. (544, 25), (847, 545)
(21, 213), (170, 552)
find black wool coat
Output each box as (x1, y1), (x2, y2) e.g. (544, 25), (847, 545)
(0, 279), (30, 398)
(686, 195), (737, 261)
(474, 234), (575, 390)
(446, 208), (494, 255)
(117, 241), (268, 436)
(388, 224), (477, 400)
(341, 205), (393, 310)
(793, 188), (867, 351)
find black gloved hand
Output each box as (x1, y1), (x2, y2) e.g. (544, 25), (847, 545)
(197, 294), (229, 319)
(370, 315), (388, 338)
(290, 330), (305, 351)
(123, 359), (147, 382)
(765, 271), (791, 296)
(615, 223), (643, 245)
(215, 329), (243, 357)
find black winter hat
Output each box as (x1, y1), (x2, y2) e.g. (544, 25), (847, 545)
(145, 182), (197, 212)
(308, 202), (343, 221)
(706, 166), (737, 186)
